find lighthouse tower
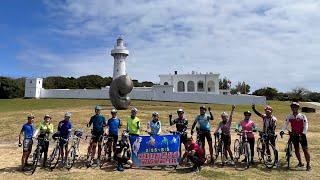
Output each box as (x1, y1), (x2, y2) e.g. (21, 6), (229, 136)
(111, 37), (129, 79)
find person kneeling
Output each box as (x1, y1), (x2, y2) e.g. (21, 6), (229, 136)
(114, 131), (133, 171)
(180, 135), (205, 173)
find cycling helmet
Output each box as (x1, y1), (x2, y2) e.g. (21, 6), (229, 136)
(122, 131), (129, 138)
(65, 112), (72, 117)
(131, 107), (138, 112)
(177, 108), (184, 114)
(27, 113), (35, 119)
(290, 102), (300, 107)
(221, 112), (228, 117)
(243, 111), (251, 116)
(111, 109), (117, 114)
(152, 112), (159, 117)
(43, 114), (51, 120)
(264, 106), (273, 112)
(200, 106), (207, 110)
(95, 106), (102, 110)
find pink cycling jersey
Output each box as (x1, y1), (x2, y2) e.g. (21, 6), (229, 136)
(239, 120), (255, 138)
(281, 113), (308, 134)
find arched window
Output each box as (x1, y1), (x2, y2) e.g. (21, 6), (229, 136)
(187, 81), (195, 92)
(207, 80), (215, 92)
(197, 81), (204, 92)
(177, 81), (185, 92)
(164, 82), (169, 85)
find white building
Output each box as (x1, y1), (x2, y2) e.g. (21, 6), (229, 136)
(24, 38), (266, 105)
(159, 71), (229, 95)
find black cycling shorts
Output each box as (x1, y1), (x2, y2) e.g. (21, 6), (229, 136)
(199, 131), (212, 142)
(221, 134), (231, 147)
(108, 134), (118, 143)
(290, 133), (308, 147)
(92, 133), (103, 143)
(59, 138), (69, 147)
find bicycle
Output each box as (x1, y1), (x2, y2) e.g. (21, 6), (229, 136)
(214, 132), (226, 166)
(48, 136), (63, 170)
(282, 130), (294, 169)
(29, 137), (48, 174)
(65, 130), (84, 170)
(99, 134), (111, 168)
(256, 131), (277, 169)
(234, 130), (252, 169)
(85, 134), (107, 168)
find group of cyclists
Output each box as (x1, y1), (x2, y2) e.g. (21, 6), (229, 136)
(18, 101), (311, 173)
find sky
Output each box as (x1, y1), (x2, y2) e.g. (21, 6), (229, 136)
(1, 0), (320, 93)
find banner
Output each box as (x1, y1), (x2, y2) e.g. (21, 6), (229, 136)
(129, 134), (181, 167)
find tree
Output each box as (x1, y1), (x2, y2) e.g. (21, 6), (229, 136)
(0, 77), (24, 98)
(288, 87), (310, 101)
(230, 81), (250, 94)
(252, 87), (279, 100)
(219, 77), (231, 90)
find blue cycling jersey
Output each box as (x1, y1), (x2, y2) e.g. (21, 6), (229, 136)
(148, 120), (161, 135)
(58, 120), (72, 139)
(21, 123), (34, 139)
(107, 117), (121, 135)
(89, 114), (107, 134)
(194, 114), (213, 131)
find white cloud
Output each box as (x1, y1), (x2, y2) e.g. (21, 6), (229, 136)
(17, 0), (320, 92)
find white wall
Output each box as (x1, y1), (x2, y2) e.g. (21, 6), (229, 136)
(25, 78), (42, 98)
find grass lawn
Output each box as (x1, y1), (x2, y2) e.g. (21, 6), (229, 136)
(0, 99), (319, 180)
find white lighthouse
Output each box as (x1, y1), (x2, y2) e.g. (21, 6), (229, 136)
(111, 37), (129, 79)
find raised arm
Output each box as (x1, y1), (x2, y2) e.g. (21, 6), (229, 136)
(252, 104), (262, 117)
(208, 107), (214, 120)
(169, 113), (174, 126)
(229, 105), (236, 123)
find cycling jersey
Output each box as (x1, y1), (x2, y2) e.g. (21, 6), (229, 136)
(89, 114), (107, 134)
(37, 122), (54, 138)
(107, 117), (121, 135)
(58, 120), (72, 139)
(252, 107), (277, 134)
(281, 113), (308, 134)
(194, 114), (213, 131)
(236, 120), (256, 138)
(147, 120), (161, 135)
(187, 142), (205, 162)
(21, 123), (34, 139)
(127, 116), (140, 135)
(170, 118), (188, 133)
(216, 121), (232, 135)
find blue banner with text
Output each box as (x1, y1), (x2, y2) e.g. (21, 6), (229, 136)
(129, 134), (181, 167)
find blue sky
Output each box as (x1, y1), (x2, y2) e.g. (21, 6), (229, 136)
(1, 0), (320, 92)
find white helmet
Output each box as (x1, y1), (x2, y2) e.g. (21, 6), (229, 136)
(111, 109), (117, 113)
(152, 112), (159, 116)
(131, 107), (138, 112)
(221, 112), (228, 117)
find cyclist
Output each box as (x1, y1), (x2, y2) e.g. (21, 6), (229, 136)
(169, 108), (188, 162)
(127, 107), (141, 136)
(235, 111), (258, 164)
(190, 106), (214, 163)
(252, 104), (278, 165)
(280, 102), (311, 171)
(114, 131), (133, 171)
(57, 112), (72, 164)
(18, 113), (35, 171)
(180, 134), (205, 173)
(106, 109), (122, 161)
(147, 112), (162, 135)
(33, 114), (54, 168)
(87, 106), (107, 165)
(214, 105), (236, 165)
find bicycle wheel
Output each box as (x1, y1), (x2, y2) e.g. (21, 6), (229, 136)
(244, 143), (251, 169)
(30, 148), (40, 174)
(220, 141), (226, 166)
(49, 145), (60, 170)
(285, 141), (292, 169)
(66, 146), (76, 170)
(214, 142), (220, 160)
(233, 139), (240, 162)
(264, 142), (276, 169)
(99, 143), (108, 168)
(256, 138), (263, 162)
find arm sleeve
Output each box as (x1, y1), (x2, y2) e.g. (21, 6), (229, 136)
(147, 121), (150, 129)
(236, 123), (241, 130)
(158, 122), (162, 135)
(214, 123), (221, 133)
(252, 106), (262, 117)
(229, 109), (234, 123)
(103, 117), (107, 126)
(118, 119), (122, 128)
(253, 122), (258, 131)
(88, 117), (93, 127)
(169, 118), (174, 126)
(49, 124), (54, 134)
(303, 115), (308, 134)
(67, 123), (72, 138)
(281, 115), (290, 132)
(209, 112), (214, 120)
